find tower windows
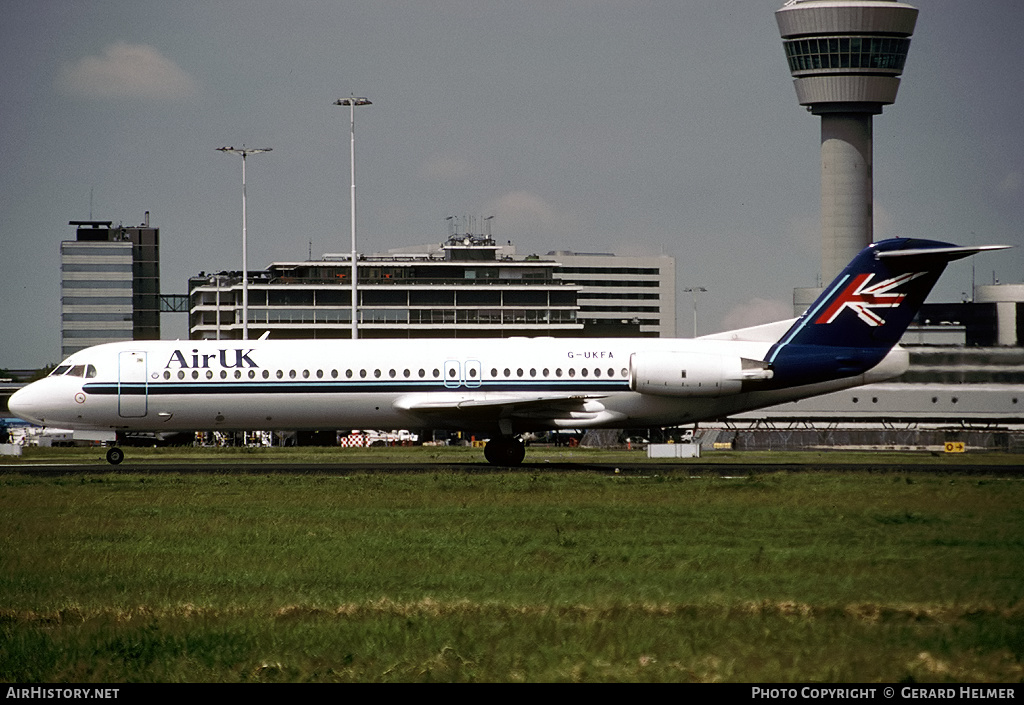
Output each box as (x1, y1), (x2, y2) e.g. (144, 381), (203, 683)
(783, 36), (910, 74)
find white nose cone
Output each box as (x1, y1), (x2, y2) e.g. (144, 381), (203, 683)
(8, 384), (47, 425)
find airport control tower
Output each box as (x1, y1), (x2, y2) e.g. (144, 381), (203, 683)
(776, 0), (918, 311)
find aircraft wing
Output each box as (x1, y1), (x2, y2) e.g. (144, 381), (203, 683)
(394, 392), (626, 430)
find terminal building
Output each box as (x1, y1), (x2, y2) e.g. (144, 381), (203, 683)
(188, 232), (676, 341)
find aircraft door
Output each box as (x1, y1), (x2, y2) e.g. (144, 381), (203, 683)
(118, 351), (148, 417)
(443, 359), (482, 389)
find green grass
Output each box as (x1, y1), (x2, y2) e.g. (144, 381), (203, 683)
(2, 470), (1023, 681)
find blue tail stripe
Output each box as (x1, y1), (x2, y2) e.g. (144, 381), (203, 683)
(767, 274), (850, 365)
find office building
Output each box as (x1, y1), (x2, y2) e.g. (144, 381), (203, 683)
(61, 217), (161, 357)
(547, 251), (676, 338)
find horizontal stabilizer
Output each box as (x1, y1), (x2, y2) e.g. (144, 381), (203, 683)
(876, 244), (1011, 262)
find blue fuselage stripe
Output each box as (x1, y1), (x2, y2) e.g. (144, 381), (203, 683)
(86, 381), (632, 396)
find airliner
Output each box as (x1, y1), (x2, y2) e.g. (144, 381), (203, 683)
(9, 238), (1007, 465)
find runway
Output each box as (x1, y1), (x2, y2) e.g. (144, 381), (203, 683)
(4, 459), (1020, 476)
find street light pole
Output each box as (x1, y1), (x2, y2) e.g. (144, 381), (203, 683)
(334, 96), (372, 339)
(217, 146), (272, 340)
(683, 286), (707, 338)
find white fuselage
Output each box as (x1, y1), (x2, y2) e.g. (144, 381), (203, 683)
(9, 337), (907, 435)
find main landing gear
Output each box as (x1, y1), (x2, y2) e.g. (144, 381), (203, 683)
(483, 436), (526, 466)
(105, 447), (124, 465)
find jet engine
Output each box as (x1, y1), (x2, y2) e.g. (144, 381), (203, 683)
(629, 352), (773, 397)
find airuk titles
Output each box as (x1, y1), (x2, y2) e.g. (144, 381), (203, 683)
(165, 349), (258, 370)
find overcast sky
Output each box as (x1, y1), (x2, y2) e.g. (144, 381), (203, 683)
(2, 0), (1021, 367)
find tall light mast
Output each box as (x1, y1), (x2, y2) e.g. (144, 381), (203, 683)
(217, 146), (272, 340)
(334, 96), (372, 339)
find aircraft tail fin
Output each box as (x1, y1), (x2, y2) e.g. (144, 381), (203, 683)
(765, 238), (1009, 385)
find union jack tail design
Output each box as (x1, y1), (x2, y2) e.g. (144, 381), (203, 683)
(814, 271), (926, 327)
(765, 238), (1008, 387)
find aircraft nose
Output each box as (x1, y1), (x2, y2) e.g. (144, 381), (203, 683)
(8, 383), (47, 425)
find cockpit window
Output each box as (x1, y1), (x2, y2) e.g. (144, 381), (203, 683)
(52, 364), (98, 378)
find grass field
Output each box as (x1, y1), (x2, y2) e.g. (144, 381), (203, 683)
(2, 455), (1023, 682)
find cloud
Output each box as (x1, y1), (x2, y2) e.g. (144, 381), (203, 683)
(58, 42), (198, 100)
(721, 297), (793, 331)
(484, 191), (572, 244)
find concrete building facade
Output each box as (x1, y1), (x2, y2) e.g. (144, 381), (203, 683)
(548, 251), (676, 338)
(61, 218), (161, 357)
(188, 235), (676, 341)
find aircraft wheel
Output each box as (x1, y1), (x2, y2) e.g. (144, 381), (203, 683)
(483, 437), (525, 466)
(106, 447), (125, 465)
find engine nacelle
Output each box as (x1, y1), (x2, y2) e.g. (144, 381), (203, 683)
(629, 352), (772, 397)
